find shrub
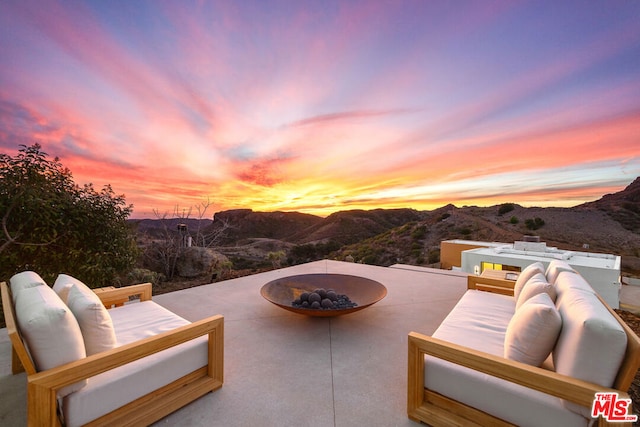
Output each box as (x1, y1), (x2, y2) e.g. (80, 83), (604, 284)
(498, 203), (515, 215)
(428, 249), (440, 264)
(411, 225), (427, 240)
(398, 223), (414, 236)
(510, 216), (519, 224)
(267, 250), (286, 268)
(525, 217), (545, 230)
(362, 254), (378, 265)
(459, 227), (472, 236)
(127, 268), (165, 285)
(0, 144), (137, 287)
(289, 240), (341, 264)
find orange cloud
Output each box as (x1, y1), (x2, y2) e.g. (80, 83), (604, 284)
(2, 1), (639, 218)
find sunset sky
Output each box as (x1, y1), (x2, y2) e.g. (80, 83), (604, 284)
(1, 1), (639, 218)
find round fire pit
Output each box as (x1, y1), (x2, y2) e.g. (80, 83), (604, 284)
(260, 273), (387, 317)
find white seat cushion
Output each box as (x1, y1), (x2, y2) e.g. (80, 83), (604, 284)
(61, 301), (208, 427)
(424, 356), (588, 427)
(426, 290), (587, 427)
(433, 290), (514, 354)
(13, 284), (87, 396)
(505, 292), (562, 366)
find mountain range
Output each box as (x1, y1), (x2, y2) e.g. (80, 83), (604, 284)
(131, 177), (640, 275)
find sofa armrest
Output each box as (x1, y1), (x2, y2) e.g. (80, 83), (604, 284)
(27, 314), (224, 425)
(467, 275), (515, 296)
(96, 283), (152, 308)
(1, 282), (37, 375)
(408, 331), (628, 410)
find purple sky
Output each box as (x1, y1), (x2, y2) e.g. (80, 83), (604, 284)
(1, 0), (639, 218)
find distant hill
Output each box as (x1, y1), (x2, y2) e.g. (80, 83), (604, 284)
(130, 177), (640, 275)
(579, 177), (640, 233)
(287, 208), (427, 245)
(194, 207), (427, 246)
(330, 179), (640, 274)
(206, 209), (323, 244)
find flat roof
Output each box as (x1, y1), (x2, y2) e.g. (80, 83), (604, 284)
(466, 246), (619, 270)
(442, 239), (505, 247)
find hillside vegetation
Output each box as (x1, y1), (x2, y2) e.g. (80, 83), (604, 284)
(132, 177), (640, 278)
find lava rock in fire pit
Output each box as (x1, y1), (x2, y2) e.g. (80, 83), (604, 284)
(292, 288), (358, 310)
(308, 292), (322, 304)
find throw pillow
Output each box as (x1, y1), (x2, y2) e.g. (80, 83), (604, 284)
(64, 283), (117, 355)
(504, 292), (562, 366)
(53, 273), (88, 303)
(516, 272), (557, 310)
(513, 262), (545, 301)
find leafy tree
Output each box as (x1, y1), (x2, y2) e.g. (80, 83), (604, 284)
(0, 144), (138, 287)
(142, 201), (229, 279)
(266, 250), (286, 269)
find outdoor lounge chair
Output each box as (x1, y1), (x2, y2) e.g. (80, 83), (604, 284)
(2, 271), (224, 426)
(408, 261), (640, 426)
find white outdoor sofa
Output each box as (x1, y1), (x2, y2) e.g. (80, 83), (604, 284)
(408, 260), (640, 426)
(1, 271), (224, 426)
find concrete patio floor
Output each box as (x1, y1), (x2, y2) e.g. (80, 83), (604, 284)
(1, 260), (637, 426)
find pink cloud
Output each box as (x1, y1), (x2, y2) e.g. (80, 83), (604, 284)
(235, 157), (292, 187)
(395, 110), (640, 185)
(1, 2), (639, 217)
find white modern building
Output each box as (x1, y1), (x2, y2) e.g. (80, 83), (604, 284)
(446, 239), (622, 308)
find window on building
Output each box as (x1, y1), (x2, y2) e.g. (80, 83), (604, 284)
(480, 262), (520, 273)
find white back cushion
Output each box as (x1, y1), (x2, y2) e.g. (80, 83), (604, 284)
(9, 271), (46, 303)
(553, 284), (627, 416)
(513, 262), (545, 301)
(555, 271), (594, 297)
(504, 292), (562, 366)
(545, 260), (576, 286)
(14, 285), (87, 396)
(54, 274), (117, 355)
(553, 286), (626, 386)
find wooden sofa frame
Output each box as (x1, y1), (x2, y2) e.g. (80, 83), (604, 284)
(1, 281), (224, 426)
(407, 275), (640, 427)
